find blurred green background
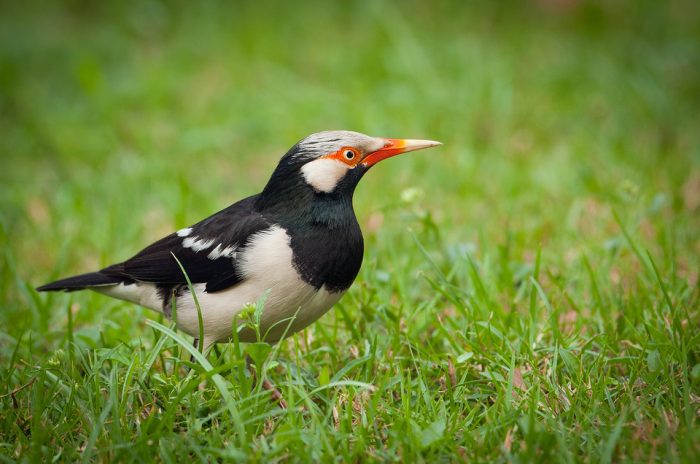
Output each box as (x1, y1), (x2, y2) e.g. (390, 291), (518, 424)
(1, 0), (699, 461)
(2, 0), (698, 268)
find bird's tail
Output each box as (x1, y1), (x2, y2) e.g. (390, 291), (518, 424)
(36, 271), (124, 292)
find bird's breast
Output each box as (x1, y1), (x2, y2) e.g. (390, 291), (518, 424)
(171, 224), (351, 343)
(287, 221), (364, 293)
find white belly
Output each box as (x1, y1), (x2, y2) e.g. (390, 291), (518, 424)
(172, 280), (343, 345)
(96, 225), (346, 349)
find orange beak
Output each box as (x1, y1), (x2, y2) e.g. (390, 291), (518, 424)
(361, 138), (442, 167)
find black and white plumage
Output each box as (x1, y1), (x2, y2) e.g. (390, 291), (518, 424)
(38, 130), (441, 350)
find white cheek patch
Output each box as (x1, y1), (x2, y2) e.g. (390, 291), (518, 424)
(300, 158), (351, 193)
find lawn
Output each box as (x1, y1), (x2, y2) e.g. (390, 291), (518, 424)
(1, 0), (699, 462)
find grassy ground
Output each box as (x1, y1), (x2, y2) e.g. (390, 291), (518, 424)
(1, 0), (699, 462)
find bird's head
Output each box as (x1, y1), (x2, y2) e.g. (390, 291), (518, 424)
(256, 131), (441, 225)
(256, 130), (441, 222)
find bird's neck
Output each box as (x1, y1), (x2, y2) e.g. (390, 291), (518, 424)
(255, 167), (366, 292)
(255, 171), (359, 231)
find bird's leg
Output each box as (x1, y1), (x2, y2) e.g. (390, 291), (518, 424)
(189, 338), (200, 364)
(190, 337), (216, 362)
(245, 354), (287, 409)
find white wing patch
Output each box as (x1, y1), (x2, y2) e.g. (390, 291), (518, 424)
(182, 236), (215, 252)
(300, 158), (351, 193)
(207, 244), (237, 260)
(237, 226), (294, 278)
(177, 227), (193, 237)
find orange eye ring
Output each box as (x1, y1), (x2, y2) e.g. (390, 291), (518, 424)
(337, 147), (360, 165)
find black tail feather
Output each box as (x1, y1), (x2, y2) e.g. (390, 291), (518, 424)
(36, 272), (124, 292)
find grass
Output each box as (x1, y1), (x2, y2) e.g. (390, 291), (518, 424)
(1, 0), (699, 461)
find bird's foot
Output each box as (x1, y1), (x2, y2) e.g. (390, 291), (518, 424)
(260, 377), (288, 409)
(246, 355), (287, 409)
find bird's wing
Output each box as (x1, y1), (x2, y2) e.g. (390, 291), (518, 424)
(101, 196), (271, 293)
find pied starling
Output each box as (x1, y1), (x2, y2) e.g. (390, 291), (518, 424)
(38, 131), (441, 351)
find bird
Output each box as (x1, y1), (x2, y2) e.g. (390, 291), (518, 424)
(37, 130), (442, 352)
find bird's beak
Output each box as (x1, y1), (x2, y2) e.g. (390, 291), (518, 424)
(361, 138), (442, 167)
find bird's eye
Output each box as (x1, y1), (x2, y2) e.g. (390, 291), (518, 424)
(343, 150), (356, 160)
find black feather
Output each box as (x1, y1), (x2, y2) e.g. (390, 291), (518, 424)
(36, 271), (130, 292)
(256, 163), (367, 292)
(39, 140), (372, 298)
(100, 195), (272, 293)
